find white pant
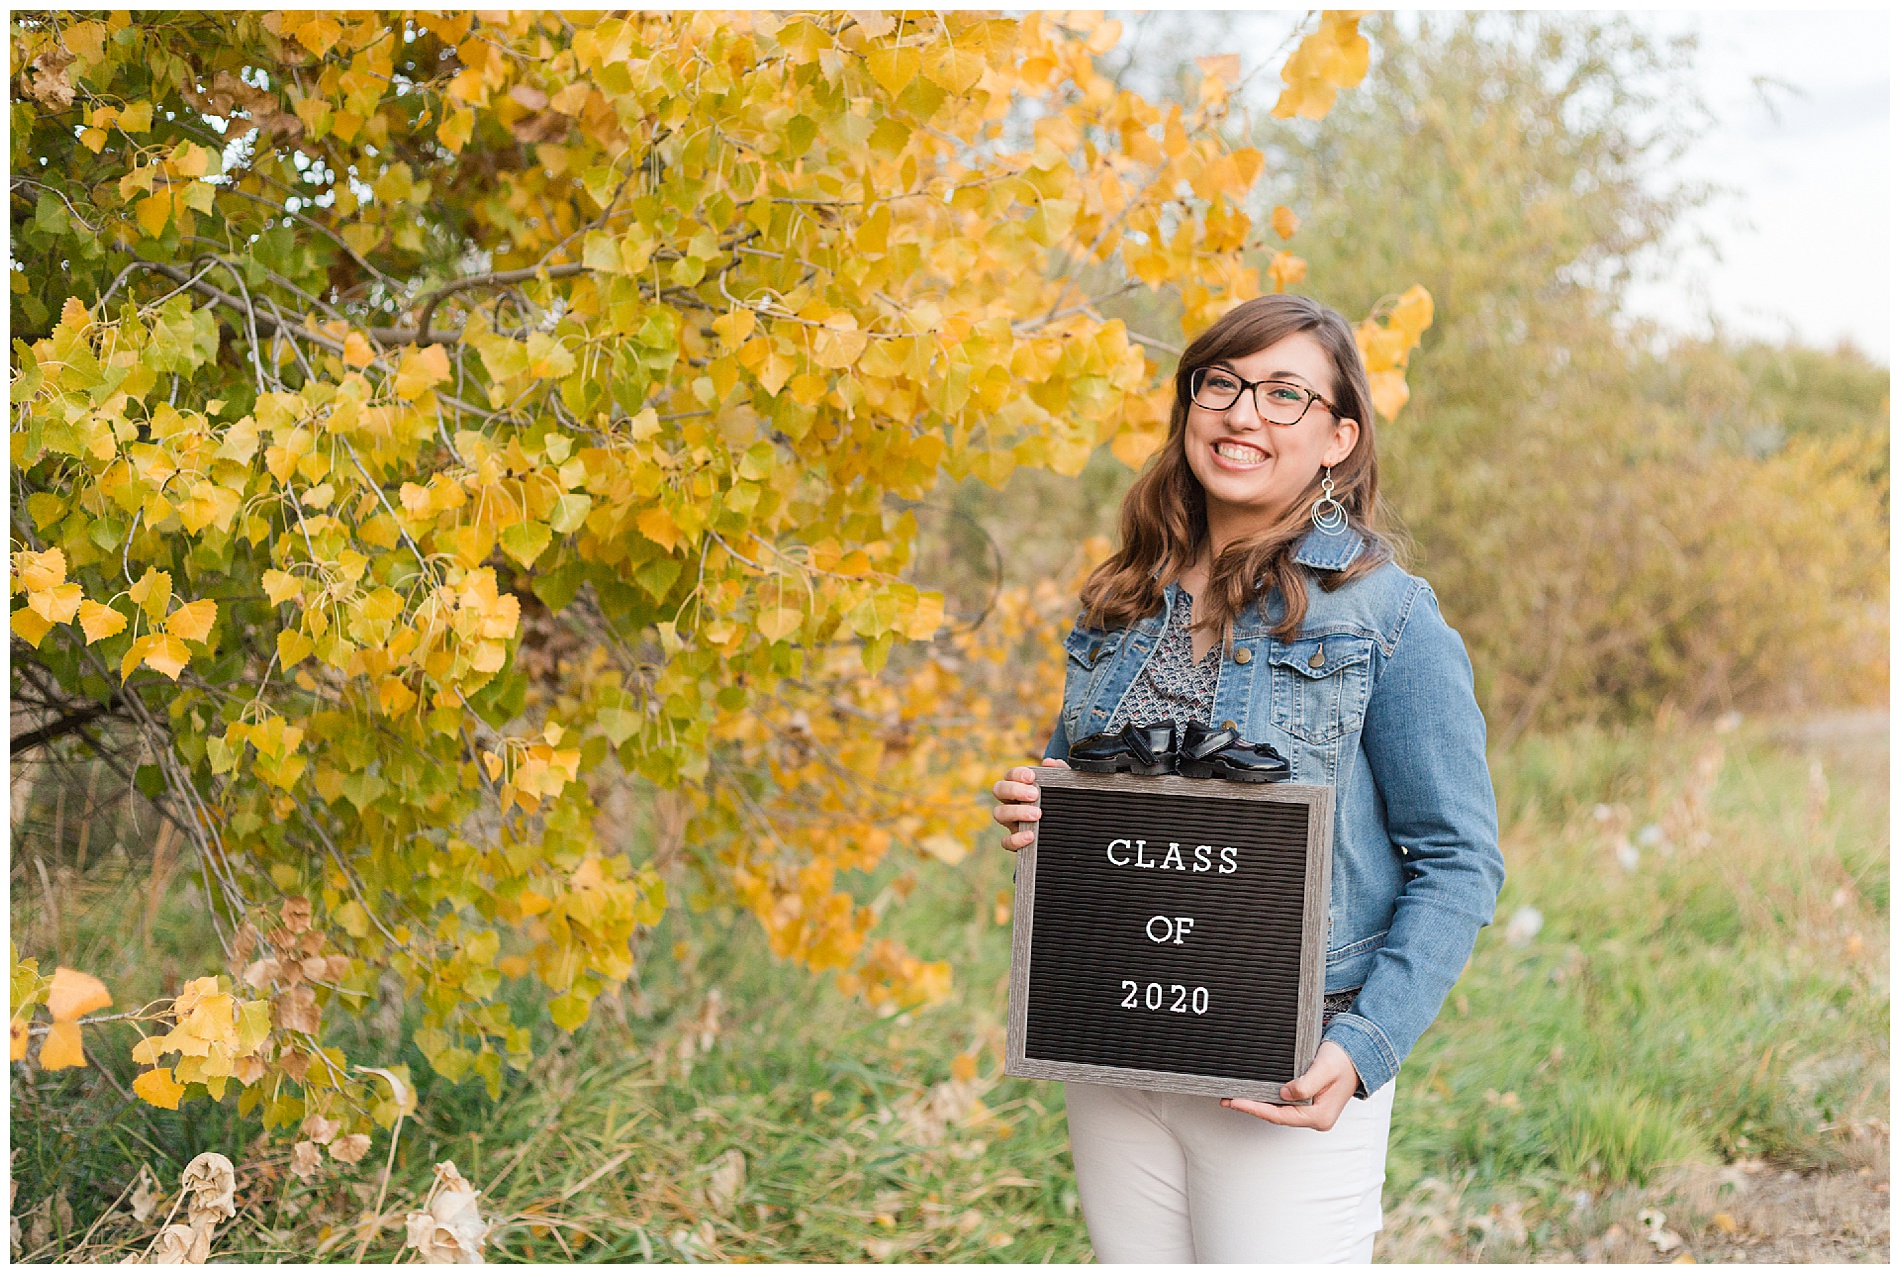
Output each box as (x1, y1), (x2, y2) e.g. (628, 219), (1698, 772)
(1064, 1080), (1395, 1264)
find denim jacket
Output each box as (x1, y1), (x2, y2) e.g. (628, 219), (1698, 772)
(1042, 527), (1504, 1096)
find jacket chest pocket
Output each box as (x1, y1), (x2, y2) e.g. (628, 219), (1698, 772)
(1269, 636), (1375, 744)
(1061, 627), (1121, 735)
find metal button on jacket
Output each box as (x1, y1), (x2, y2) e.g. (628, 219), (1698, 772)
(1233, 647), (1253, 664)
(1308, 644), (1326, 668)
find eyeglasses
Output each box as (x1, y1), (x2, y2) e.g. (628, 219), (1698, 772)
(1188, 366), (1338, 426)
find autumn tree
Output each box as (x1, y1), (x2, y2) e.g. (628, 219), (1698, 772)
(10, 10), (1421, 1150)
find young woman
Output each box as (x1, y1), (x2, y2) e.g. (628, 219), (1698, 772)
(990, 294), (1504, 1263)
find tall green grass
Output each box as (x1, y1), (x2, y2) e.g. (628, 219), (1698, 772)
(10, 715), (1886, 1261)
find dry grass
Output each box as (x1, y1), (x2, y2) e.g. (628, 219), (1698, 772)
(10, 712), (1889, 1262)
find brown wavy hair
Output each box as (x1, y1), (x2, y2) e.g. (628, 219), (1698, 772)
(1080, 293), (1394, 644)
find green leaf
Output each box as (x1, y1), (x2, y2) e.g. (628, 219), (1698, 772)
(500, 519), (553, 567)
(335, 900), (370, 939)
(25, 493), (65, 529)
(548, 990), (591, 1032)
(597, 707), (641, 747)
(530, 560), (585, 613)
(339, 771), (386, 812)
(635, 556), (681, 601)
(33, 191), (67, 236)
(433, 1045), (473, 1083)
(548, 493), (592, 534)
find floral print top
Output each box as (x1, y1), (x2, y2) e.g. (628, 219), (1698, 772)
(1103, 587), (1219, 733)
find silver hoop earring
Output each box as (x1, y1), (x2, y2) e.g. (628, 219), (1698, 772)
(1310, 467), (1348, 536)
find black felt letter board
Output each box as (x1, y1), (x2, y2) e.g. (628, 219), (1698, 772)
(1005, 769), (1333, 1103)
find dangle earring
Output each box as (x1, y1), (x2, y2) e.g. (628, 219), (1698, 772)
(1310, 467), (1348, 535)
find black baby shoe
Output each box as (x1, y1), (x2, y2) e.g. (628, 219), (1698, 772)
(1176, 721), (1291, 783)
(1069, 719), (1179, 776)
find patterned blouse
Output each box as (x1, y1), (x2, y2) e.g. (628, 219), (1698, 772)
(1103, 587), (1220, 733)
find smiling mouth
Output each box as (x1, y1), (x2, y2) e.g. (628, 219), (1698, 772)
(1212, 439), (1269, 467)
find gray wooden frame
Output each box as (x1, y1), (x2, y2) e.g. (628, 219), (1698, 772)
(1004, 769), (1334, 1104)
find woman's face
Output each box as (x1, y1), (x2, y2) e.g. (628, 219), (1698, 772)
(1182, 330), (1361, 529)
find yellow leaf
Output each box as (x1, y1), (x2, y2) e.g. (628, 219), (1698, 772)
(262, 569), (303, 606)
(121, 634), (155, 679)
(712, 309), (756, 351)
(10, 1019), (27, 1062)
(47, 968), (112, 1020)
(925, 44), (985, 94)
(135, 191), (172, 238)
(118, 100), (153, 133)
(1272, 205), (1299, 240)
(166, 598), (218, 643)
(1267, 251), (1307, 292)
(129, 568), (172, 624)
(395, 343), (451, 400)
(1367, 368), (1411, 421)
(525, 331), (576, 379)
(79, 127), (107, 153)
(295, 13), (342, 56)
(789, 372), (829, 406)
(19, 546), (67, 593)
(142, 634), (192, 680)
(905, 592), (945, 641)
(78, 601), (127, 644)
(130, 1034), (165, 1066)
(951, 1051), (978, 1082)
(39, 1019), (87, 1070)
(134, 1066), (188, 1110)
(377, 676), (417, 715)
(342, 331), (376, 368)
(119, 165), (156, 199)
(865, 46), (921, 97)
(636, 506), (680, 552)
(756, 349), (797, 396)
(10, 606), (53, 647)
(1389, 284), (1435, 342)
(29, 582), (82, 624)
(168, 143), (209, 179)
(277, 629), (314, 669)
(439, 106), (475, 154)
(756, 606), (802, 643)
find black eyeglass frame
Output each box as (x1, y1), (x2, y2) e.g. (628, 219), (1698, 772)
(1188, 366), (1340, 426)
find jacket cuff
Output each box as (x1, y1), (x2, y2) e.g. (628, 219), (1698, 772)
(1322, 1012), (1400, 1098)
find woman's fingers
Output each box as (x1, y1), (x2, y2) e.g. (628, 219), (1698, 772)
(991, 801), (1041, 827)
(1221, 1096), (1340, 1130)
(993, 759), (1062, 851)
(991, 781), (1041, 807)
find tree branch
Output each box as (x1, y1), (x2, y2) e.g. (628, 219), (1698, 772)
(10, 697), (121, 756)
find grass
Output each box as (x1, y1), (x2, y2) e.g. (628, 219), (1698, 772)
(9, 711), (1888, 1262)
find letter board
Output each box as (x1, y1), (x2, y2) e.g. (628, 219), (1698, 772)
(1005, 769), (1333, 1103)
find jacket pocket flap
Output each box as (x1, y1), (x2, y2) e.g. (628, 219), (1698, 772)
(1269, 635), (1374, 679)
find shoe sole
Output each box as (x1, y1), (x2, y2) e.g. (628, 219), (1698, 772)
(1178, 759), (1289, 783)
(1072, 756), (1175, 776)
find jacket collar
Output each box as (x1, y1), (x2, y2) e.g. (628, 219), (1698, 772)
(1291, 525), (1365, 571)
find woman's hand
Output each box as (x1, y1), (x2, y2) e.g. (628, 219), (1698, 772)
(1221, 1041), (1362, 1130)
(990, 758), (1069, 851)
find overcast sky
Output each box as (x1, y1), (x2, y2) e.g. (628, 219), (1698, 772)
(1120, 10), (1891, 362)
(1618, 10), (1890, 359)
